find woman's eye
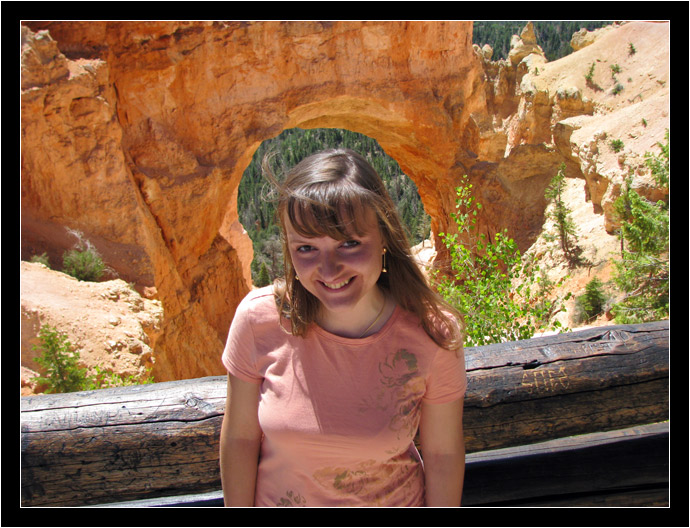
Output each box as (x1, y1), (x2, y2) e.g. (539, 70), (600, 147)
(342, 240), (360, 248)
(296, 245), (314, 253)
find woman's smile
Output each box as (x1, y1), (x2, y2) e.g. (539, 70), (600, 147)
(320, 277), (354, 290)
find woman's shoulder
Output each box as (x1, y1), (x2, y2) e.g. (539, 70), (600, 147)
(236, 285), (280, 320)
(396, 303), (460, 332)
(242, 285), (276, 302)
(391, 307), (439, 345)
(393, 303), (463, 355)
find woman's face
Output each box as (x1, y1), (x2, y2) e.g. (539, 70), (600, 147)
(285, 207), (385, 321)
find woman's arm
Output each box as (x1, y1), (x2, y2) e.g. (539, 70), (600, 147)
(219, 374), (263, 506)
(418, 398), (465, 506)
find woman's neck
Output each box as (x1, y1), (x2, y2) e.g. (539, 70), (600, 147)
(316, 288), (393, 339)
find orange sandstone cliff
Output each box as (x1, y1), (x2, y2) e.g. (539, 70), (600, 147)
(20, 21), (669, 383)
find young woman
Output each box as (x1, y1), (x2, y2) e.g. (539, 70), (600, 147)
(219, 148), (467, 507)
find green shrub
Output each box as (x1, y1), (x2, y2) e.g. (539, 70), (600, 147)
(92, 365), (154, 388)
(609, 139), (625, 152)
(30, 325), (154, 394)
(575, 278), (608, 323)
(435, 176), (569, 346)
(62, 245), (105, 281)
(30, 252), (51, 267)
(30, 325), (93, 394)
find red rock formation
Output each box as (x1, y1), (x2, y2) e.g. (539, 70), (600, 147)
(21, 21), (487, 380)
(21, 21), (669, 380)
(21, 261), (163, 396)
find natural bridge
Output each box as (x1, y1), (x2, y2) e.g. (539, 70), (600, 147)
(22, 21), (669, 383)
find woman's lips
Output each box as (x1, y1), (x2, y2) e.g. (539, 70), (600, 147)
(320, 276), (354, 290)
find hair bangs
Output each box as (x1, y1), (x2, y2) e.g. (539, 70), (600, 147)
(285, 183), (376, 241)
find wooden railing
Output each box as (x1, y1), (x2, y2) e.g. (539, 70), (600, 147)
(21, 320), (669, 507)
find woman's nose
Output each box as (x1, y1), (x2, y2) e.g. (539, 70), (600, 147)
(318, 250), (342, 278)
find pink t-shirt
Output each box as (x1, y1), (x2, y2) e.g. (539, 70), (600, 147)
(222, 286), (467, 507)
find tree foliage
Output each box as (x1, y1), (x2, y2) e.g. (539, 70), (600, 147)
(610, 131), (669, 323)
(544, 162), (583, 265)
(435, 176), (568, 346)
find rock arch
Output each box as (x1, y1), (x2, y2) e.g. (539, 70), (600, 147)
(25, 20), (666, 381)
(22, 21), (491, 381)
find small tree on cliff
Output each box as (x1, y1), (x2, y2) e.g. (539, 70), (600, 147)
(30, 325), (93, 394)
(610, 131), (669, 323)
(31, 325), (154, 394)
(544, 162), (582, 264)
(434, 175), (568, 346)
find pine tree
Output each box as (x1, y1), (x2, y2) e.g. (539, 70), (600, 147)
(256, 262), (271, 288)
(611, 131), (669, 323)
(575, 278), (607, 323)
(544, 163), (579, 261)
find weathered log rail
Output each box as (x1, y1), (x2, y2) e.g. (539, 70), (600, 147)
(20, 320), (669, 507)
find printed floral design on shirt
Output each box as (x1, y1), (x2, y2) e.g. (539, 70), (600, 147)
(312, 452), (422, 506)
(359, 349), (425, 442)
(276, 490), (307, 506)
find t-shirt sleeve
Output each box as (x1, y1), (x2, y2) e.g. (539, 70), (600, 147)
(221, 296), (263, 384)
(423, 346), (467, 404)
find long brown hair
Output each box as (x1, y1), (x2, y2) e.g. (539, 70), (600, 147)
(266, 148), (464, 352)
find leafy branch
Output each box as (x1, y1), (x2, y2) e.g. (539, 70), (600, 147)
(435, 175), (569, 347)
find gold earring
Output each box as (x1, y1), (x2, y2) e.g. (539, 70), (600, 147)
(382, 248), (388, 273)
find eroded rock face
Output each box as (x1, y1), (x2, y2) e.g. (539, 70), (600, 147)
(21, 262), (163, 395)
(570, 24), (617, 52)
(21, 21), (486, 380)
(508, 21), (547, 66)
(21, 21), (669, 380)
(471, 21), (669, 235)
